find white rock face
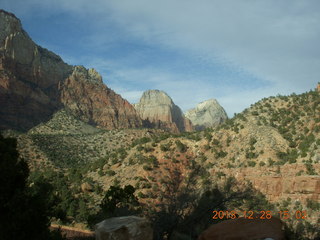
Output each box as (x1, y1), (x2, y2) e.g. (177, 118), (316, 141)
(95, 216), (153, 240)
(134, 90), (193, 132)
(185, 99), (227, 130)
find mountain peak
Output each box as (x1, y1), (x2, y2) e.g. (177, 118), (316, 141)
(139, 90), (174, 106)
(0, 9), (19, 19)
(185, 98), (227, 130)
(72, 66), (103, 84)
(135, 90), (193, 133)
(0, 9), (23, 43)
(0, 10), (142, 131)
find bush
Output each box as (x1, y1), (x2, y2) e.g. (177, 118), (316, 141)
(306, 199), (320, 210)
(160, 143), (171, 152)
(268, 158), (275, 166)
(100, 185), (139, 217)
(215, 151), (228, 158)
(259, 161), (266, 167)
(175, 140), (187, 153)
(247, 160), (256, 167)
(105, 169), (116, 176)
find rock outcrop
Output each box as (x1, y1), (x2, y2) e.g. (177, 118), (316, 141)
(0, 10), (142, 131)
(60, 66), (141, 129)
(134, 90), (193, 133)
(0, 10), (71, 131)
(215, 164), (320, 204)
(185, 98), (227, 130)
(95, 216), (153, 240)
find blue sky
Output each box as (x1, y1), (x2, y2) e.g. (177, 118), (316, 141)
(2, 0), (320, 116)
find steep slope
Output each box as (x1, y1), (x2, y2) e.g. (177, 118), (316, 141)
(134, 90), (193, 133)
(0, 10), (141, 131)
(60, 66), (141, 129)
(0, 10), (71, 130)
(185, 98), (228, 130)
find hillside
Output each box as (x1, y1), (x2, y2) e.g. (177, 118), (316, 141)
(3, 87), (319, 238)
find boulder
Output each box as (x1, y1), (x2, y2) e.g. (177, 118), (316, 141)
(81, 182), (93, 193)
(198, 216), (285, 240)
(95, 216), (152, 240)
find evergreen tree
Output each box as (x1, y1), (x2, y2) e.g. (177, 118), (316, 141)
(0, 134), (63, 240)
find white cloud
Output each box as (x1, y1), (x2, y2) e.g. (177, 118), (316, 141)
(4, 0), (320, 115)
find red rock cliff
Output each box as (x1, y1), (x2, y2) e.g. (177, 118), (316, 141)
(0, 10), (141, 131)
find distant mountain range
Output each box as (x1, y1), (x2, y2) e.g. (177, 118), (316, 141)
(0, 9), (227, 133)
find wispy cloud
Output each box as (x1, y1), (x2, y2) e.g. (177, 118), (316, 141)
(3, 0), (320, 116)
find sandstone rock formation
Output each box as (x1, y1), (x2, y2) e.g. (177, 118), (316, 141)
(134, 90), (193, 133)
(60, 66), (141, 129)
(214, 164), (320, 205)
(0, 10), (142, 131)
(0, 10), (71, 131)
(198, 216), (285, 240)
(95, 216), (153, 240)
(185, 98), (228, 130)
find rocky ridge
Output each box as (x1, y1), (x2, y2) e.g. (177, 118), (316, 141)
(0, 10), (141, 131)
(185, 98), (228, 130)
(134, 90), (193, 133)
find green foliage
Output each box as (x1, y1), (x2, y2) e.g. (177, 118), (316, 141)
(0, 134), (64, 240)
(247, 160), (256, 167)
(204, 131), (212, 142)
(216, 171), (226, 178)
(212, 139), (220, 146)
(175, 140), (187, 153)
(160, 142), (171, 152)
(259, 161), (266, 166)
(305, 162), (316, 175)
(299, 134), (315, 156)
(268, 158), (275, 166)
(100, 185), (139, 217)
(249, 137), (257, 146)
(131, 137), (151, 147)
(251, 111), (259, 116)
(147, 164), (275, 240)
(245, 151), (258, 159)
(105, 169), (116, 176)
(306, 199), (320, 210)
(215, 150), (228, 159)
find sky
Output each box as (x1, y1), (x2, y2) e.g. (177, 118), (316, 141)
(2, 0), (320, 116)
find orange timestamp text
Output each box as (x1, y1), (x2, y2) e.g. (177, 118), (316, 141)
(212, 210), (307, 220)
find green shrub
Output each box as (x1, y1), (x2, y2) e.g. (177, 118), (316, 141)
(306, 199), (320, 210)
(105, 169), (116, 176)
(248, 160), (256, 167)
(175, 140), (187, 153)
(259, 161), (266, 167)
(268, 158), (275, 166)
